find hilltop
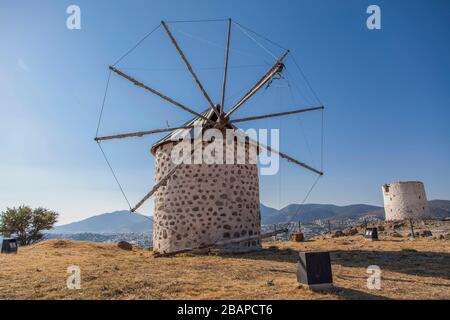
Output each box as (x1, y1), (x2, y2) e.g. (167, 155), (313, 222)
(1, 225), (449, 299)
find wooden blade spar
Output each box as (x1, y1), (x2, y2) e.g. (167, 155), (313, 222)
(156, 228), (289, 257)
(94, 125), (195, 142)
(230, 124), (323, 176)
(231, 106), (324, 124)
(109, 66), (211, 122)
(131, 162), (181, 212)
(225, 50), (289, 118)
(131, 141), (200, 212)
(161, 21), (220, 118)
(220, 18), (232, 114)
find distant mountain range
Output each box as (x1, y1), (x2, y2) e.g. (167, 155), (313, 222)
(260, 203), (383, 224)
(48, 211), (152, 234)
(49, 200), (450, 234)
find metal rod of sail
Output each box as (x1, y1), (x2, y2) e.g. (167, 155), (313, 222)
(156, 228), (289, 257)
(231, 106), (324, 124)
(161, 21), (220, 118)
(95, 125), (194, 142)
(220, 18), (232, 114)
(109, 66), (210, 122)
(225, 50), (289, 118)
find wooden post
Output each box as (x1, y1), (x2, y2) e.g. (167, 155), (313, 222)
(409, 218), (415, 239)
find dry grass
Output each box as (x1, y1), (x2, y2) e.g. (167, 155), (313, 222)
(0, 236), (449, 300)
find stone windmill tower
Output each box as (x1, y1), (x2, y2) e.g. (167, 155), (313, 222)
(150, 107), (261, 253)
(382, 181), (430, 221)
(95, 19), (324, 254)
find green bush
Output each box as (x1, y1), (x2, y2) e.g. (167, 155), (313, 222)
(0, 206), (58, 245)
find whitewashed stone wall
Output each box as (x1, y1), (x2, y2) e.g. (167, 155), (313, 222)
(152, 139), (261, 254)
(382, 181), (430, 221)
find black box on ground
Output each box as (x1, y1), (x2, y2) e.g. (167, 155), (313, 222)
(1, 238), (18, 254)
(297, 251), (333, 290)
(364, 227), (378, 240)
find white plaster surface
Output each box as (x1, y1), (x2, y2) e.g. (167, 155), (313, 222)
(382, 181), (430, 221)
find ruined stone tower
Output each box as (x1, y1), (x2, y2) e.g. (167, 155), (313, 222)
(382, 181), (430, 221)
(150, 109), (261, 254)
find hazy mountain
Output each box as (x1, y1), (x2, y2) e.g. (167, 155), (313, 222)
(261, 200), (450, 224)
(48, 210), (152, 234)
(48, 200), (450, 234)
(429, 200), (450, 218)
(261, 203), (383, 225)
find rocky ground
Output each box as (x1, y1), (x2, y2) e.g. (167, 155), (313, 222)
(333, 219), (450, 240)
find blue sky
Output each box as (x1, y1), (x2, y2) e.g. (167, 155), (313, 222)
(1, 0), (449, 224)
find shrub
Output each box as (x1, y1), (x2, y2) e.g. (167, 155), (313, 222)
(0, 206), (58, 245)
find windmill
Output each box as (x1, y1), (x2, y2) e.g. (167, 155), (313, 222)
(95, 19), (324, 255)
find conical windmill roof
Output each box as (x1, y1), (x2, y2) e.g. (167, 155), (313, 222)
(150, 106), (233, 155)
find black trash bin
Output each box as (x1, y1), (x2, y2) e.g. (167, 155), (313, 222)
(1, 238), (18, 253)
(364, 227), (379, 241)
(297, 251), (333, 290)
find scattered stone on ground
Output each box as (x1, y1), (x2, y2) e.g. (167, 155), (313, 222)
(117, 241), (132, 251)
(332, 230), (345, 238)
(420, 230), (433, 237)
(389, 231), (403, 238)
(344, 228), (358, 236)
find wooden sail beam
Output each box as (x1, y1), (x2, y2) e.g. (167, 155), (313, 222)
(131, 163), (181, 212)
(161, 21), (220, 118)
(225, 50), (289, 118)
(155, 228), (289, 257)
(130, 145), (199, 212)
(260, 142), (323, 176)
(214, 228), (289, 246)
(109, 66), (211, 122)
(230, 124), (323, 176)
(132, 168), (175, 212)
(231, 106), (324, 124)
(94, 125), (194, 142)
(220, 18), (232, 114)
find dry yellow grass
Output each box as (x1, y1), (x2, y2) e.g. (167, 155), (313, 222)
(0, 236), (449, 300)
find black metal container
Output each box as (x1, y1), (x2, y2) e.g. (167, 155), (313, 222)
(297, 251), (333, 290)
(364, 227), (379, 240)
(1, 238), (18, 254)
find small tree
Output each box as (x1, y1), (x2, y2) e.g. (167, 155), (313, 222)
(0, 206), (58, 245)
